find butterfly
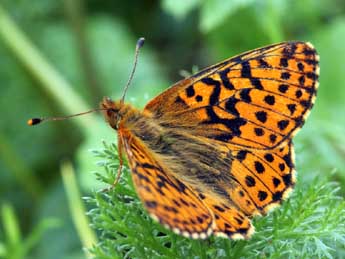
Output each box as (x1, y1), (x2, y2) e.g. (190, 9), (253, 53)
(30, 40), (319, 239)
(99, 40), (319, 239)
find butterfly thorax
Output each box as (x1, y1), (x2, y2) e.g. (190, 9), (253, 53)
(101, 97), (235, 202)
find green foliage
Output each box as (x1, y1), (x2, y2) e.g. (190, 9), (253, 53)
(61, 162), (97, 258)
(88, 142), (345, 259)
(0, 203), (60, 259)
(162, 0), (256, 33)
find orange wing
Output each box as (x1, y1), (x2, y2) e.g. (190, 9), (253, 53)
(119, 129), (214, 239)
(227, 141), (295, 214)
(144, 42), (319, 150)
(193, 139), (295, 239)
(197, 191), (254, 240)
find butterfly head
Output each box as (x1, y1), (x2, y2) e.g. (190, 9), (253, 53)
(100, 97), (135, 130)
(100, 97), (122, 129)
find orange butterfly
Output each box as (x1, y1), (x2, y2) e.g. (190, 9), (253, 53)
(30, 39), (319, 239)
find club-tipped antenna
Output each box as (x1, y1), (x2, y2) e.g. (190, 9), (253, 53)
(120, 37), (145, 105)
(27, 108), (107, 126)
(28, 38), (145, 127)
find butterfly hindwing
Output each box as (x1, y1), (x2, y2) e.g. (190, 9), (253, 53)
(120, 130), (214, 239)
(197, 190), (254, 239)
(144, 42), (319, 150)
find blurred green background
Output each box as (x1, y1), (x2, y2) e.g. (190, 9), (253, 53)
(0, 0), (345, 258)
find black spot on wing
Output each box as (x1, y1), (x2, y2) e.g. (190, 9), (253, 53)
(295, 90), (303, 98)
(305, 59), (319, 65)
(269, 134), (277, 144)
(280, 58), (288, 67)
(287, 104), (296, 115)
(186, 85), (195, 97)
(254, 161), (265, 174)
(198, 193), (206, 200)
(240, 89), (252, 103)
(245, 175), (256, 187)
(258, 191), (268, 201)
(264, 154), (274, 163)
(258, 58), (271, 68)
(254, 127), (264, 136)
(279, 163), (285, 172)
(306, 72), (318, 80)
(303, 47), (315, 56)
(282, 44), (297, 57)
(281, 72), (291, 80)
(273, 177), (281, 187)
(241, 61), (251, 78)
(278, 84), (289, 93)
(196, 95), (203, 102)
(295, 116), (304, 126)
(264, 95), (275, 105)
(300, 100), (310, 108)
(225, 97), (240, 116)
(214, 205), (225, 212)
(236, 150), (248, 162)
(282, 174), (292, 185)
(255, 111), (267, 123)
(219, 68), (235, 90)
(299, 75), (305, 85)
(277, 120), (289, 131)
(200, 77), (221, 105)
(297, 62), (304, 71)
(250, 78), (264, 90)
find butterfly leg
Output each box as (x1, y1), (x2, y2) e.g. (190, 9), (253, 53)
(101, 136), (124, 192)
(112, 135), (124, 187)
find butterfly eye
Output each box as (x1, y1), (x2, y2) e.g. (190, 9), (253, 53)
(106, 108), (119, 117)
(106, 110), (112, 117)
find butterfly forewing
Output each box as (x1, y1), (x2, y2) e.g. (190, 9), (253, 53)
(228, 141), (295, 213)
(144, 42), (319, 150)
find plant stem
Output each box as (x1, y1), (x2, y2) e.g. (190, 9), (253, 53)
(61, 161), (97, 258)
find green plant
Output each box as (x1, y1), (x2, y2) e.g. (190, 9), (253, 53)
(87, 141), (345, 259)
(0, 203), (60, 259)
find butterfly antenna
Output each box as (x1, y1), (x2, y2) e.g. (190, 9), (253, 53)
(28, 38), (145, 127)
(120, 37), (145, 105)
(27, 108), (106, 126)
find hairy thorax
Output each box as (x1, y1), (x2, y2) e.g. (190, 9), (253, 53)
(101, 97), (234, 202)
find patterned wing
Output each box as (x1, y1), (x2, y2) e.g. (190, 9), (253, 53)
(228, 141), (295, 215)
(119, 129), (214, 239)
(190, 139), (295, 239)
(197, 190), (255, 239)
(144, 42), (319, 150)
